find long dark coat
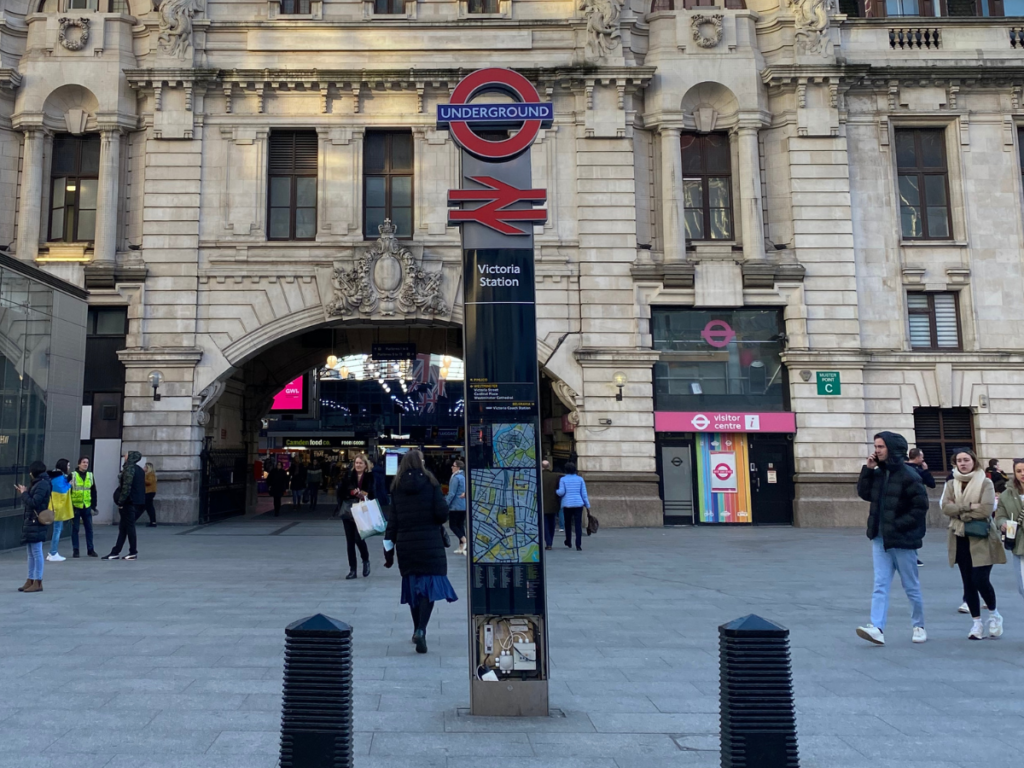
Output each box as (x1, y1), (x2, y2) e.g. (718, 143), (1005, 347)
(21, 473), (52, 546)
(384, 469), (449, 578)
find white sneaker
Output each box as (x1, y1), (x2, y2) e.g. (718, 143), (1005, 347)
(45, 553), (65, 562)
(969, 620), (985, 640)
(856, 624), (885, 645)
(988, 613), (1004, 638)
(912, 627), (927, 644)
(958, 602), (970, 614)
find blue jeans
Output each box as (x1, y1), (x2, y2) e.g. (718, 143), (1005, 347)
(558, 507), (564, 529)
(49, 520), (64, 555)
(871, 537), (924, 631)
(1013, 554), (1024, 602)
(27, 542), (44, 579)
(292, 489), (302, 506)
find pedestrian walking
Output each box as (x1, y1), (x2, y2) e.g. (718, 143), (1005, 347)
(941, 448), (1006, 639)
(907, 448), (934, 567)
(338, 454), (373, 579)
(541, 459), (563, 551)
(557, 461), (590, 552)
(70, 456), (98, 558)
(383, 449), (458, 654)
(987, 458), (1009, 495)
(135, 462), (158, 527)
(289, 457), (307, 508)
(267, 460), (288, 516)
(45, 459), (74, 562)
(855, 432), (929, 646)
(306, 462), (323, 511)
(102, 451), (145, 561)
(16, 461), (51, 593)
(445, 460), (467, 555)
(372, 456), (391, 520)
(996, 458), (1024, 611)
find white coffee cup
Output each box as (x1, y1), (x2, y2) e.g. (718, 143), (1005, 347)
(1006, 520), (1019, 539)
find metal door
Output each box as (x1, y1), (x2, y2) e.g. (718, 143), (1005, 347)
(660, 443), (695, 525)
(748, 436), (794, 525)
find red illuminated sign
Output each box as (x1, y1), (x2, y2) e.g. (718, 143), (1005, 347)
(448, 176), (548, 235)
(271, 376), (305, 411)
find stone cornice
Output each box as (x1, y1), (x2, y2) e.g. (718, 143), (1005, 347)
(0, 68), (22, 91)
(118, 348), (204, 368)
(782, 350), (1024, 368)
(575, 348), (661, 366)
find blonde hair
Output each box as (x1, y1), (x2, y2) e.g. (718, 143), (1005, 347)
(351, 453), (371, 471)
(145, 462), (154, 473)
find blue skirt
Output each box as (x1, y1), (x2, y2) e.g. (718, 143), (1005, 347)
(401, 574), (459, 607)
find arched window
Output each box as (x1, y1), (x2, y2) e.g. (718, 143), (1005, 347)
(38, 0), (131, 11)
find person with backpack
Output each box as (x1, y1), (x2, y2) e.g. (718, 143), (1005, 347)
(102, 451), (145, 561)
(45, 459), (74, 562)
(16, 461), (52, 593)
(557, 462), (590, 552)
(70, 456), (98, 558)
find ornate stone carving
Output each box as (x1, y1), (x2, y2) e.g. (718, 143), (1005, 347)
(195, 381), (226, 426)
(691, 14), (723, 49)
(155, 0), (204, 59)
(579, 0), (623, 61)
(327, 220), (449, 318)
(58, 18), (90, 51)
(788, 0), (837, 58)
(552, 380), (582, 426)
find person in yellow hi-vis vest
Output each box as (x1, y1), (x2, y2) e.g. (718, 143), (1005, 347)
(46, 459), (75, 562)
(70, 456), (98, 557)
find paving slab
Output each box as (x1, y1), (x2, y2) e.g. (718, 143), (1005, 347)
(1, 523), (1021, 767)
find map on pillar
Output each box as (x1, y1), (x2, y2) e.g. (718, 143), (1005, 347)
(471, 424), (539, 564)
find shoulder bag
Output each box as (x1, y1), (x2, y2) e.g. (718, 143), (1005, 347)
(441, 526), (451, 548)
(36, 494), (55, 526)
(964, 518), (991, 538)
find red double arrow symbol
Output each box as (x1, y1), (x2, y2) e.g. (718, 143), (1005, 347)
(448, 176), (548, 236)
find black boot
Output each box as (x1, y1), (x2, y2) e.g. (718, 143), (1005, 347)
(73, 550), (80, 558)
(345, 569), (357, 580)
(362, 560), (370, 577)
(413, 628), (427, 654)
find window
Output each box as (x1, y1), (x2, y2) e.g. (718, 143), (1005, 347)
(374, 0), (404, 12)
(280, 0), (311, 11)
(680, 133), (733, 241)
(267, 131), (318, 241)
(67, 0), (96, 9)
(468, 0), (499, 11)
(49, 134), (100, 243)
(907, 292), (961, 350)
(87, 307), (128, 336)
(913, 407), (974, 478)
(895, 128), (951, 240)
(364, 131), (413, 238)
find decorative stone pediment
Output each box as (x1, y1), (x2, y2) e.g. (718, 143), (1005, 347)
(326, 220), (449, 319)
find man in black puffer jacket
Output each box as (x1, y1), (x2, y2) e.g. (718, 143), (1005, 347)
(855, 431), (929, 646)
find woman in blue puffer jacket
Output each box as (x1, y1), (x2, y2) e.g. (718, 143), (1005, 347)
(556, 462), (590, 551)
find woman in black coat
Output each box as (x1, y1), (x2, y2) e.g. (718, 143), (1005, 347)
(266, 462), (289, 517)
(384, 449), (458, 654)
(16, 461), (51, 593)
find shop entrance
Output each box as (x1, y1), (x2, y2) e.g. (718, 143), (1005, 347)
(747, 434), (794, 525)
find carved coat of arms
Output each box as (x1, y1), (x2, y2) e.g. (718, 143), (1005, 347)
(327, 220), (449, 318)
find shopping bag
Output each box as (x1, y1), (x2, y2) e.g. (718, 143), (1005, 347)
(352, 499), (387, 540)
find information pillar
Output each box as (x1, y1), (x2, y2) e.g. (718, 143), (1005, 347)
(438, 68), (552, 717)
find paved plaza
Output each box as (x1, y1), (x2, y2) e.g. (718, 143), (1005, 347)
(1, 515), (1023, 768)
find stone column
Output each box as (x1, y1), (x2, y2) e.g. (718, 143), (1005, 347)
(93, 129), (122, 265)
(736, 123), (765, 261)
(15, 128), (46, 261)
(659, 126), (686, 263)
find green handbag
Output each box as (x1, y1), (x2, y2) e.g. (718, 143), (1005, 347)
(964, 519), (991, 538)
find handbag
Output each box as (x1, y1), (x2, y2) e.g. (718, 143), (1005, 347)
(586, 511), (599, 536)
(441, 526), (451, 548)
(36, 497), (55, 526)
(963, 518), (991, 538)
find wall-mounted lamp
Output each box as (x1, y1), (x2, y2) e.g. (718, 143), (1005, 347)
(612, 371), (628, 401)
(148, 370), (163, 401)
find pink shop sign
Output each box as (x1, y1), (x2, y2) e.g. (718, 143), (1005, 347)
(655, 411), (797, 434)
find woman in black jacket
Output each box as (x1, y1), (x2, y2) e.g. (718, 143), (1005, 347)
(15, 461), (51, 593)
(266, 461), (289, 517)
(384, 450), (458, 654)
(338, 454), (374, 579)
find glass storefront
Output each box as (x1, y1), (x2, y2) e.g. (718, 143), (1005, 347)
(0, 254), (87, 549)
(652, 308), (787, 412)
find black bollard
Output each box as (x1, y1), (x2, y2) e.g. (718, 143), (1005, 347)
(719, 614), (799, 768)
(280, 614), (354, 768)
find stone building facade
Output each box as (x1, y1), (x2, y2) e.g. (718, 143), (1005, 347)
(3, 0), (1024, 526)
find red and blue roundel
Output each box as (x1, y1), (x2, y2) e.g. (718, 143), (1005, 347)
(437, 68), (554, 161)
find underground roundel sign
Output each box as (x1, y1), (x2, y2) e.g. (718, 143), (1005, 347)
(437, 68), (554, 161)
(709, 451), (738, 493)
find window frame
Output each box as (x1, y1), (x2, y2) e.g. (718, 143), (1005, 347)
(855, 0), (1009, 15)
(373, 0), (405, 13)
(679, 132), (735, 242)
(266, 130), (318, 242)
(895, 127), (953, 242)
(363, 131), (415, 240)
(467, 0), (500, 11)
(907, 291), (962, 351)
(48, 134), (100, 244)
(279, 0), (311, 12)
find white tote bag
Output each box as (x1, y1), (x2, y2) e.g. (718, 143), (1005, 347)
(351, 499), (387, 540)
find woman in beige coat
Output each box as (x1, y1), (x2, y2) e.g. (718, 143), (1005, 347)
(995, 459), (1024, 608)
(941, 448), (1006, 640)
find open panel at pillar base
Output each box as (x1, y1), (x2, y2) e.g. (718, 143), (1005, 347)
(470, 679), (549, 717)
